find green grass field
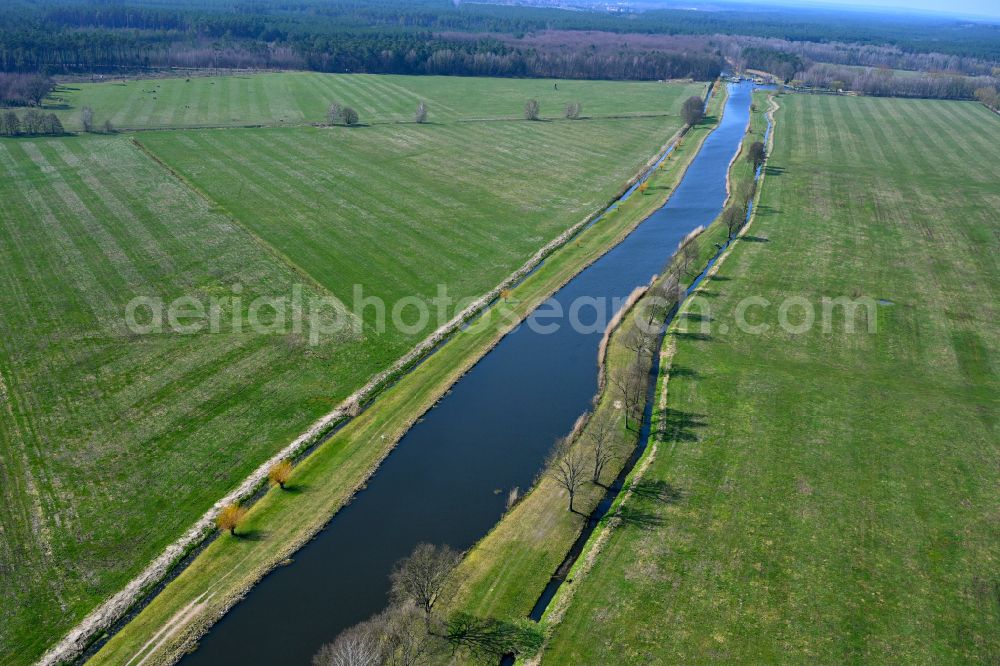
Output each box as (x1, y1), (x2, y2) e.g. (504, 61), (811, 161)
(48, 72), (697, 130)
(136, 115), (693, 343)
(0, 75), (703, 665)
(541, 94), (1000, 663)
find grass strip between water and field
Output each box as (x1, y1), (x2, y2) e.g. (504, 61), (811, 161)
(86, 84), (725, 666)
(433, 89), (769, 655)
(540, 93), (1000, 664)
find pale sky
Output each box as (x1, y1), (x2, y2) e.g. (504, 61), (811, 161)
(727, 0), (1000, 20)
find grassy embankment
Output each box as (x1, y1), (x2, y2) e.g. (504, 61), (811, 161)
(436, 84), (734, 629)
(542, 93), (1000, 663)
(82, 82), (715, 665)
(49, 72), (699, 130)
(0, 75), (703, 665)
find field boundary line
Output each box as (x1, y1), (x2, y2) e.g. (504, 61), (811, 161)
(38, 97), (698, 666)
(128, 136), (353, 314)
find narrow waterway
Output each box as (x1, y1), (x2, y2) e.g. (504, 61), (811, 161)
(182, 82), (756, 666)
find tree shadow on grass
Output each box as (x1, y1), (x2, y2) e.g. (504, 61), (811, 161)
(615, 505), (665, 530)
(659, 408), (707, 443)
(233, 529), (267, 542)
(667, 365), (699, 379)
(630, 479), (683, 505)
(764, 165), (785, 177)
(673, 331), (713, 342)
(752, 204), (780, 218)
(741, 235), (770, 243)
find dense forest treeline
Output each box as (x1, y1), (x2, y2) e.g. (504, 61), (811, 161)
(3, 0), (1000, 81)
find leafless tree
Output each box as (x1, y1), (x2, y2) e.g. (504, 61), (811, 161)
(681, 96), (704, 126)
(564, 102), (581, 119)
(610, 360), (647, 431)
(1, 110), (20, 136)
(643, 272), (680, 327)
(44, 113), (64, 135)
(390, 543), (459, 628)
(586, 414), (618, 484)
(414, 101), (428, 123)
(746, 140), (767, 169)
(327, 102), (343, 125)
(22, 109), (45, 135)
(621, 324), (657, 362)
(723, 205), (744, 240)
(976, 86), (1000, 111)
(103, 119), (115, 134)
(524, 98), (540, 120)
(314, 603), (434, 666)
(680, 237), (701, 276)
(545, 437), (588, 513)
(313, 619), (382, 666)
(81, 106), (94, 132)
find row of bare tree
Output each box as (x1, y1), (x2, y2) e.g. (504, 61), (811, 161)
(0, 109), (64, 136)
(312, 543), (543, 665)
(0, 72), (53, 106)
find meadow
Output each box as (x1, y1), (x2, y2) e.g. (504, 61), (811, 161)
(0, 74), (702, 665)
(49, 72), (698, 130)
(541, 94), (1000, 663)
(137, 113), (696, 339)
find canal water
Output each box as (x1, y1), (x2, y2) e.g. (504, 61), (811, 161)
(182, 81), (756, 665)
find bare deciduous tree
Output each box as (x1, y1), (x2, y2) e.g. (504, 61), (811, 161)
(622, 324), (657, 362)
(681, 95), (704, 126)
(723, 204), (744, 240)
(22, 108), (45, 135)
(975, 86), (1000, 111)
(0, 110), (19, 136)
(746, 140), (767, 169)
(390, 543), (459, 628)
(564, 102), (581, 119)
(313, 619), (382, 666)
(546, 437), (588, 513)
(414, 101), (428, 123)
(103, 119), (115, 134)
(610, 360), (647, 431)
(679, 237), (701, 276)
(524, 99), (540, 120)
(44, 113), (64, 135)
(327, 102), (343, 125)
(585, 414), (618, 484)
(81, 106), (94, 132)
(314, 603), (433, 666)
